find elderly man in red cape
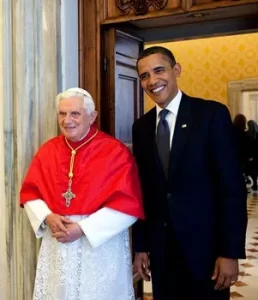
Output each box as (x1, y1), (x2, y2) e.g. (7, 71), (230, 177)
(20, 87), (144, 300)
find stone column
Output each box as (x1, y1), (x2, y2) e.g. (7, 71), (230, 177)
(1, 0), (59, 299)
(0, 1), (12, 299)
(0, 110), (8, 293)
(0, 0), (78, 298)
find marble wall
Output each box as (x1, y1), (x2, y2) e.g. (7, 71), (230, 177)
(0, 0), (8, 295)
(0, 0), (78, 299)
(0, 2), (12, 299)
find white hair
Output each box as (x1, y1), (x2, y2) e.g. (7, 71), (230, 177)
(56, 87), (95, 114)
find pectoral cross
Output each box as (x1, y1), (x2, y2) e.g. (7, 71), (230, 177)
(62, 188), (76, 207)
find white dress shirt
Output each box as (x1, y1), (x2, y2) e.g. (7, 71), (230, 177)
(156, 90), (182, 148)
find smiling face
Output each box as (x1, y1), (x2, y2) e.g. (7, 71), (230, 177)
(58, 96), (97, 141)
(137, 53), (181, 108)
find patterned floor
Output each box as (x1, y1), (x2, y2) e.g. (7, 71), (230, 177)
(231, 192), (258, 299)
(143, 192), (258, 300)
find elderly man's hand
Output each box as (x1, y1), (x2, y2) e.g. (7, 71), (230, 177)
(52, 223), (84, 243)
(212, 257), (238, 290)
(45, 213), (72, 235)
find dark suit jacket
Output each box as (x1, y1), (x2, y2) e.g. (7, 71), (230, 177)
(132, 93), (247, 280)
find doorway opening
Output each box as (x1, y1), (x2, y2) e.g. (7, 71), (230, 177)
(101, 15), (258, 142)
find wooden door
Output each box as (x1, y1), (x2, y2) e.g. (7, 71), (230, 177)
(102, 28), (144, 299)
(101, 28), (144, 144)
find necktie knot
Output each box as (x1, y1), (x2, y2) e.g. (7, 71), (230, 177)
(159, 109), (169, 121)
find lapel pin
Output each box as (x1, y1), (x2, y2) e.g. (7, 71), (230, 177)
(181, 124), (187, 128)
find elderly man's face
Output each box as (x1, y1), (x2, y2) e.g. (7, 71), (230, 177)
(58, 96), (97, 141)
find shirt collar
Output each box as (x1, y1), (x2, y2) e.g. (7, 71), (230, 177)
(156, 90), (182, 118)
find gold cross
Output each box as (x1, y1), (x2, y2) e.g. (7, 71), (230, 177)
(62, 188), (76, 207)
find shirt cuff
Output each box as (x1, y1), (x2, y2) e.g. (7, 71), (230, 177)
(78, 208), (137, 248)
(24, 199), (52, 238)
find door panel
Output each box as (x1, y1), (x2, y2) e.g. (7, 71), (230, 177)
(115, 54), (141, 142)
(115, 65), (136, 142)
(102, 28), (143, 143)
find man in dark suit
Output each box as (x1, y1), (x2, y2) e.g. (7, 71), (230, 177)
(132, 46), (247, 300)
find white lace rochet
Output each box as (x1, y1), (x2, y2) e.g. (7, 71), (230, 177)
(33, 223), (135, 300)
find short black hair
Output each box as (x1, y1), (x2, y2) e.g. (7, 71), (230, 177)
(233, 114), (247, 132)
(137, 46), (176, 70)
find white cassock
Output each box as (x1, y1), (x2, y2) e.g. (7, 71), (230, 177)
(25, 200), (137, 300)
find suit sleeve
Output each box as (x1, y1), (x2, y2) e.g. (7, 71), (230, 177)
(210, 103), (247, 259)
(131, 122), (150, 253)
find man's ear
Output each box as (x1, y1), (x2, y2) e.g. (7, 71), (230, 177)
(174, 63), (181, 78)
(90, 111), (98, 124)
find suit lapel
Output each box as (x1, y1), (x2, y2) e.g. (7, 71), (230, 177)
(143, 107), (157, 157)
(169, 94), (195, 178)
